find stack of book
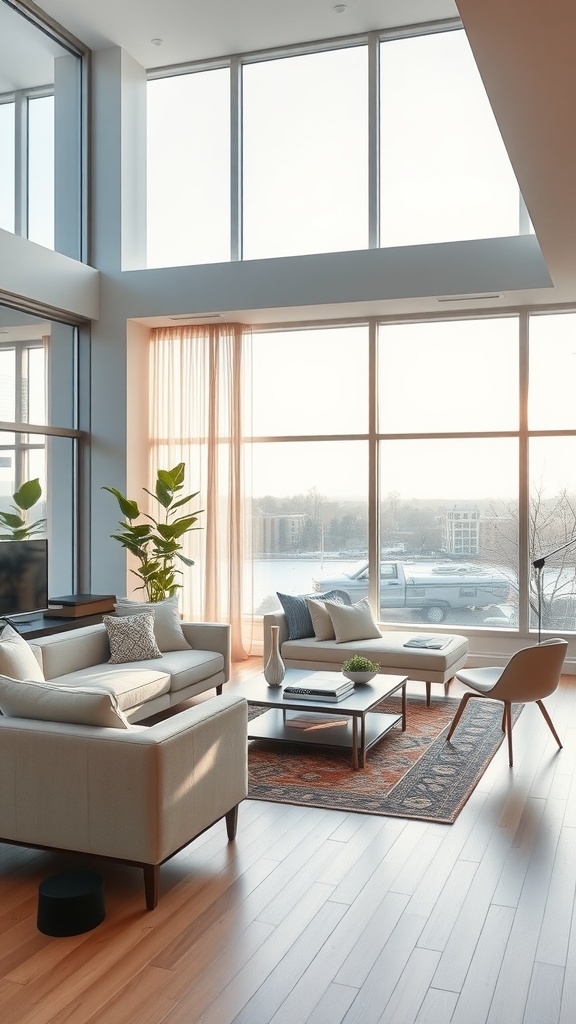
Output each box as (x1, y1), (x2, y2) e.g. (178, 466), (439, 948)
(282, 678), (355, 703)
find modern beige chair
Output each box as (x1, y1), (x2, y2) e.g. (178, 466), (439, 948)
(446, 638), (568, 767)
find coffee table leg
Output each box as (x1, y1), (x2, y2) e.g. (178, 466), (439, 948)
(352, 716), (359, 770)
(402, 682), (407, 731)
(360, 714), (368, 768)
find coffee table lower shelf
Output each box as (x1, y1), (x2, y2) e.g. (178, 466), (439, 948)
(248, 708), (402, 769)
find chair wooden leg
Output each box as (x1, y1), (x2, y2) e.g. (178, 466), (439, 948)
(536, 700), (563, 750)
(501, 705), (507, 732)
(446, 691), (474, 742)
(425, 681), (431, 706)
(504, 702), (513, 766)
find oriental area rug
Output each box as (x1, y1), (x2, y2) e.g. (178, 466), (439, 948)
(247, 697), (522, 824)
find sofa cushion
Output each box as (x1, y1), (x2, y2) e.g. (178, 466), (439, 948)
(0, 674), (130, 729)
(103, 613), (162, 664)
(326, 598), (382, 643)
(48, 666), (171, 712)
(114, 595), (191, 652)
(0, 624), (44, 682)
(152, 649), (225, 692)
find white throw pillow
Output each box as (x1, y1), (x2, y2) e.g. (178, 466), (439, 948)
(326, 598), (382, 644)
(113, 595), (191, 652)
(305, 596), (350, 641)
(0, 623), (44, 681)
(0, 675), (131, 729)
(103, 612), (162, 664)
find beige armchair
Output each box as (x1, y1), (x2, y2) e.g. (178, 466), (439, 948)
(0, 694), (248, 909)
(447, 638), (567, 767)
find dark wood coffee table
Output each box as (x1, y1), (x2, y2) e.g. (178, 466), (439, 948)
(233, 668), (407, 770)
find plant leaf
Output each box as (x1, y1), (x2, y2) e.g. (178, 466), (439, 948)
(13, 478), (42, 511)
(102, 486), (140, 520)
(0, 512), (26, 529)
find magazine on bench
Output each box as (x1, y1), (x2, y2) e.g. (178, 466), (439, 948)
(403, 635), (453, 650)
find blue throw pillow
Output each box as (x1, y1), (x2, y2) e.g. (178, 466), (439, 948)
(277, 589), (351, 640)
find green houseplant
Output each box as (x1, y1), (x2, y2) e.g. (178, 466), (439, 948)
(102, 463), (203, 603)
(341, 654), (380, 684)
(0, 478), (46, 540)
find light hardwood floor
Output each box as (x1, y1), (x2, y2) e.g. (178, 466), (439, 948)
(1, 661), (576, 1024)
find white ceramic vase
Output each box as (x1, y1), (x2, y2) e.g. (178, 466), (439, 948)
(264, 624), (285, 687)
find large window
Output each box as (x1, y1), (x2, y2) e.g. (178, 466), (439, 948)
(146, 23), (526, 268)
(242, 46), (368, 260)
(527, 312), (576, 633)
(379, 30), (522, 246)
(0, 100), (15, 232)
(246, 312), (576, 638)
(0, 306), (82, 600)
(251, 326), (369, 614)
(147, 68), (230, 268)
(0, 1), (85, 258)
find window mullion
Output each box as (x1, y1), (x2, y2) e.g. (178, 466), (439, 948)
(368, 31), (380, 249)
(230, 56), (242, 261)
(14, 90), (28, 237)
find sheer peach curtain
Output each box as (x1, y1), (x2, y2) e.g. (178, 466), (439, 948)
(149, 323), (253, 661)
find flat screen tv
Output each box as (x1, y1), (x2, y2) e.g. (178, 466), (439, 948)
(0, 539), (48, 617)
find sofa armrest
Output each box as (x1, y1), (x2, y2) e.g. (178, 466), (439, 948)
(0, 694), (247, 865)
(263, 610), (288, 665)
(180, 621), (231, 682)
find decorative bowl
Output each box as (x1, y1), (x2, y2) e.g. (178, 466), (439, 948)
(343, 670), (377, 685)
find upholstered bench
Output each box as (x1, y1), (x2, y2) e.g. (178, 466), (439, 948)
(264, 594), (468, 705)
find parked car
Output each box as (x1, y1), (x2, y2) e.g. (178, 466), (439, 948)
(312, 560), (511, 623)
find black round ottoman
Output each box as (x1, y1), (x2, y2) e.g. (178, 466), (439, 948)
(37, 870), (105, 936)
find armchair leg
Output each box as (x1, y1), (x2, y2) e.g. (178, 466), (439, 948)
(536, 700), (563, 750)
(446, 691), (474, 742)
(504, 702), (513, 767)
(425, 682), (431, 706)
(226, 805), (239, 841)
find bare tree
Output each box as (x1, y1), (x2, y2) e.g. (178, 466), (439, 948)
(482, 485), (576, 629)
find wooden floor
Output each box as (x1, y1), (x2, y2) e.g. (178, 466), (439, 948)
(2, 662), (576, 1024)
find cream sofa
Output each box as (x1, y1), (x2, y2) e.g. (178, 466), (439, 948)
(263, 609), (469, 704)
(0, 693), (248, 909)
(26, 619), (231, 722)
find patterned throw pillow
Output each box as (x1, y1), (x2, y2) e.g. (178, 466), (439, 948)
(113, 595), (191, 652)
(277, 590), (352, 641)
(103, 612), (162, 664)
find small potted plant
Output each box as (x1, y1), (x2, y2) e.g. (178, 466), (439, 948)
(341, 654), (380, 684)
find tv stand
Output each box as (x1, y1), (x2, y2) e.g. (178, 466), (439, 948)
(6, 611), (106, 640)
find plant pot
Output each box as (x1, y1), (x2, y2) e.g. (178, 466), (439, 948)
(342, 670), (377, 685)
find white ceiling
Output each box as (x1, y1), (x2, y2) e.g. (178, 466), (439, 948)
(34, 1), (459, 69)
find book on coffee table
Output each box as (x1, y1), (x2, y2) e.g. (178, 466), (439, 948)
(284, 712), (348, 730)
(283, 679), (355, 702)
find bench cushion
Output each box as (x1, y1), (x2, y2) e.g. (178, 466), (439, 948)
(281, 631), (469, 684)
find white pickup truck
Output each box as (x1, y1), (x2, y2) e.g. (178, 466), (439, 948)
(312, 560), (511, 623)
